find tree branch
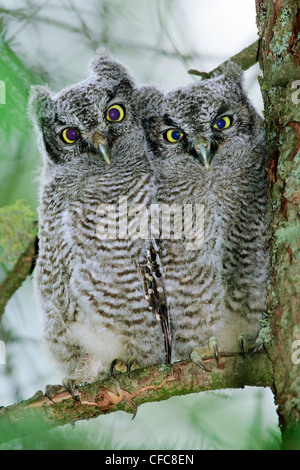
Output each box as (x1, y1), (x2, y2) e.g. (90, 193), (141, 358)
(188, 40), (260, 79)
(0, 237), (37, 322)
(0, 352), (272, 444)
(0, 200), (38, 321)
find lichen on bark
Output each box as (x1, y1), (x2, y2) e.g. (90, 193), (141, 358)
(0, 354), (272, 445)
(256, 0), (300, 448)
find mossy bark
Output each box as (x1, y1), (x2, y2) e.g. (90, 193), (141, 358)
(0, 201), (38, 321)
(256, 0), (300, 449)
(0, 353), (272, 445)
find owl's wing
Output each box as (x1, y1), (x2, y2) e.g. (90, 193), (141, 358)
(138, 239), (171, 365)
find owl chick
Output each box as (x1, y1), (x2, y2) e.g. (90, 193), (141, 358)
(142, 62), (269, 367)
(28, 49), (171, 389)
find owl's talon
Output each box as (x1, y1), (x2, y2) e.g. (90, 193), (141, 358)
(190, 347), (211, 372)
(131, 400), (139, 420)
(110, 356), (141, 377)
(46, 394), (55, 404)
(250, 337), (264, 356)
(209, 336), (219, 364)
(44, 384), (62, 403)
(110, 358), (127, 376)
(127, 356), (140, 378)
(45, 380), (79, 402)
(238, 334), (247, 358)
(62, 378), (80, 401)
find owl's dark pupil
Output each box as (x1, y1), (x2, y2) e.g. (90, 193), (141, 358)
(172, 130), (181, 140)
(66, 128), (78, 141)
(108, 107), (120, 121)
(216, 119), (226, 129)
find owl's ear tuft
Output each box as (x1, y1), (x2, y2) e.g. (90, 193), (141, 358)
(136, 86), (164, 122)
(28, 85), (54, 127)
(90, 48), (135, 85)
(213, 61), (244, 84)
(89, 47), (113, 72)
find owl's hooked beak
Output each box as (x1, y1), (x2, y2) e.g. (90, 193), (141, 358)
(92, 130), (110, 165)
(194, 137), (211, 170)
(98, 143), (110, 165)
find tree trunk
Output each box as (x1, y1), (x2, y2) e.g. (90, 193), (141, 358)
(256, 0), (300, 449)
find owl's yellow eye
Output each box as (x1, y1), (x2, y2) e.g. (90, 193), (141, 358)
(213, 116), (232, 130)
(60, 128), (80, 144)
(106, 104), (126, 122)
(163, 129), (184, 143)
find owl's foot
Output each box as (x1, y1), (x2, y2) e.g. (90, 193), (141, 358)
(62, 377), (80, 401)
(44, 378), (80, 403)
(110, 358), (127, 375)
(250, 336), (264, 356)
(238, 334), (265, 357)
(127, 356), (140, 377)
(190, 347), (211, 372)
(110, 356), (140, 378)
(44, 384), (64, 403)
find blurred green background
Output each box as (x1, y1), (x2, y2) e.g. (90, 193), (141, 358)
(0, 0), (280, 450)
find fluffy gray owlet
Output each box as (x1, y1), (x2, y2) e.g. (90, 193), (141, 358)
(28, 49), (171, 388)
(142, 62), (269, 368)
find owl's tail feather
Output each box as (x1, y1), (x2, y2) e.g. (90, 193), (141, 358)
(138, 240), (172, 365)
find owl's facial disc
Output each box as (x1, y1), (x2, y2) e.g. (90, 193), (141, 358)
(92, 129), (110, 165)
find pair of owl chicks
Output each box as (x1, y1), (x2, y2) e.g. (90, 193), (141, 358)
(29, 49), (269, 389)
